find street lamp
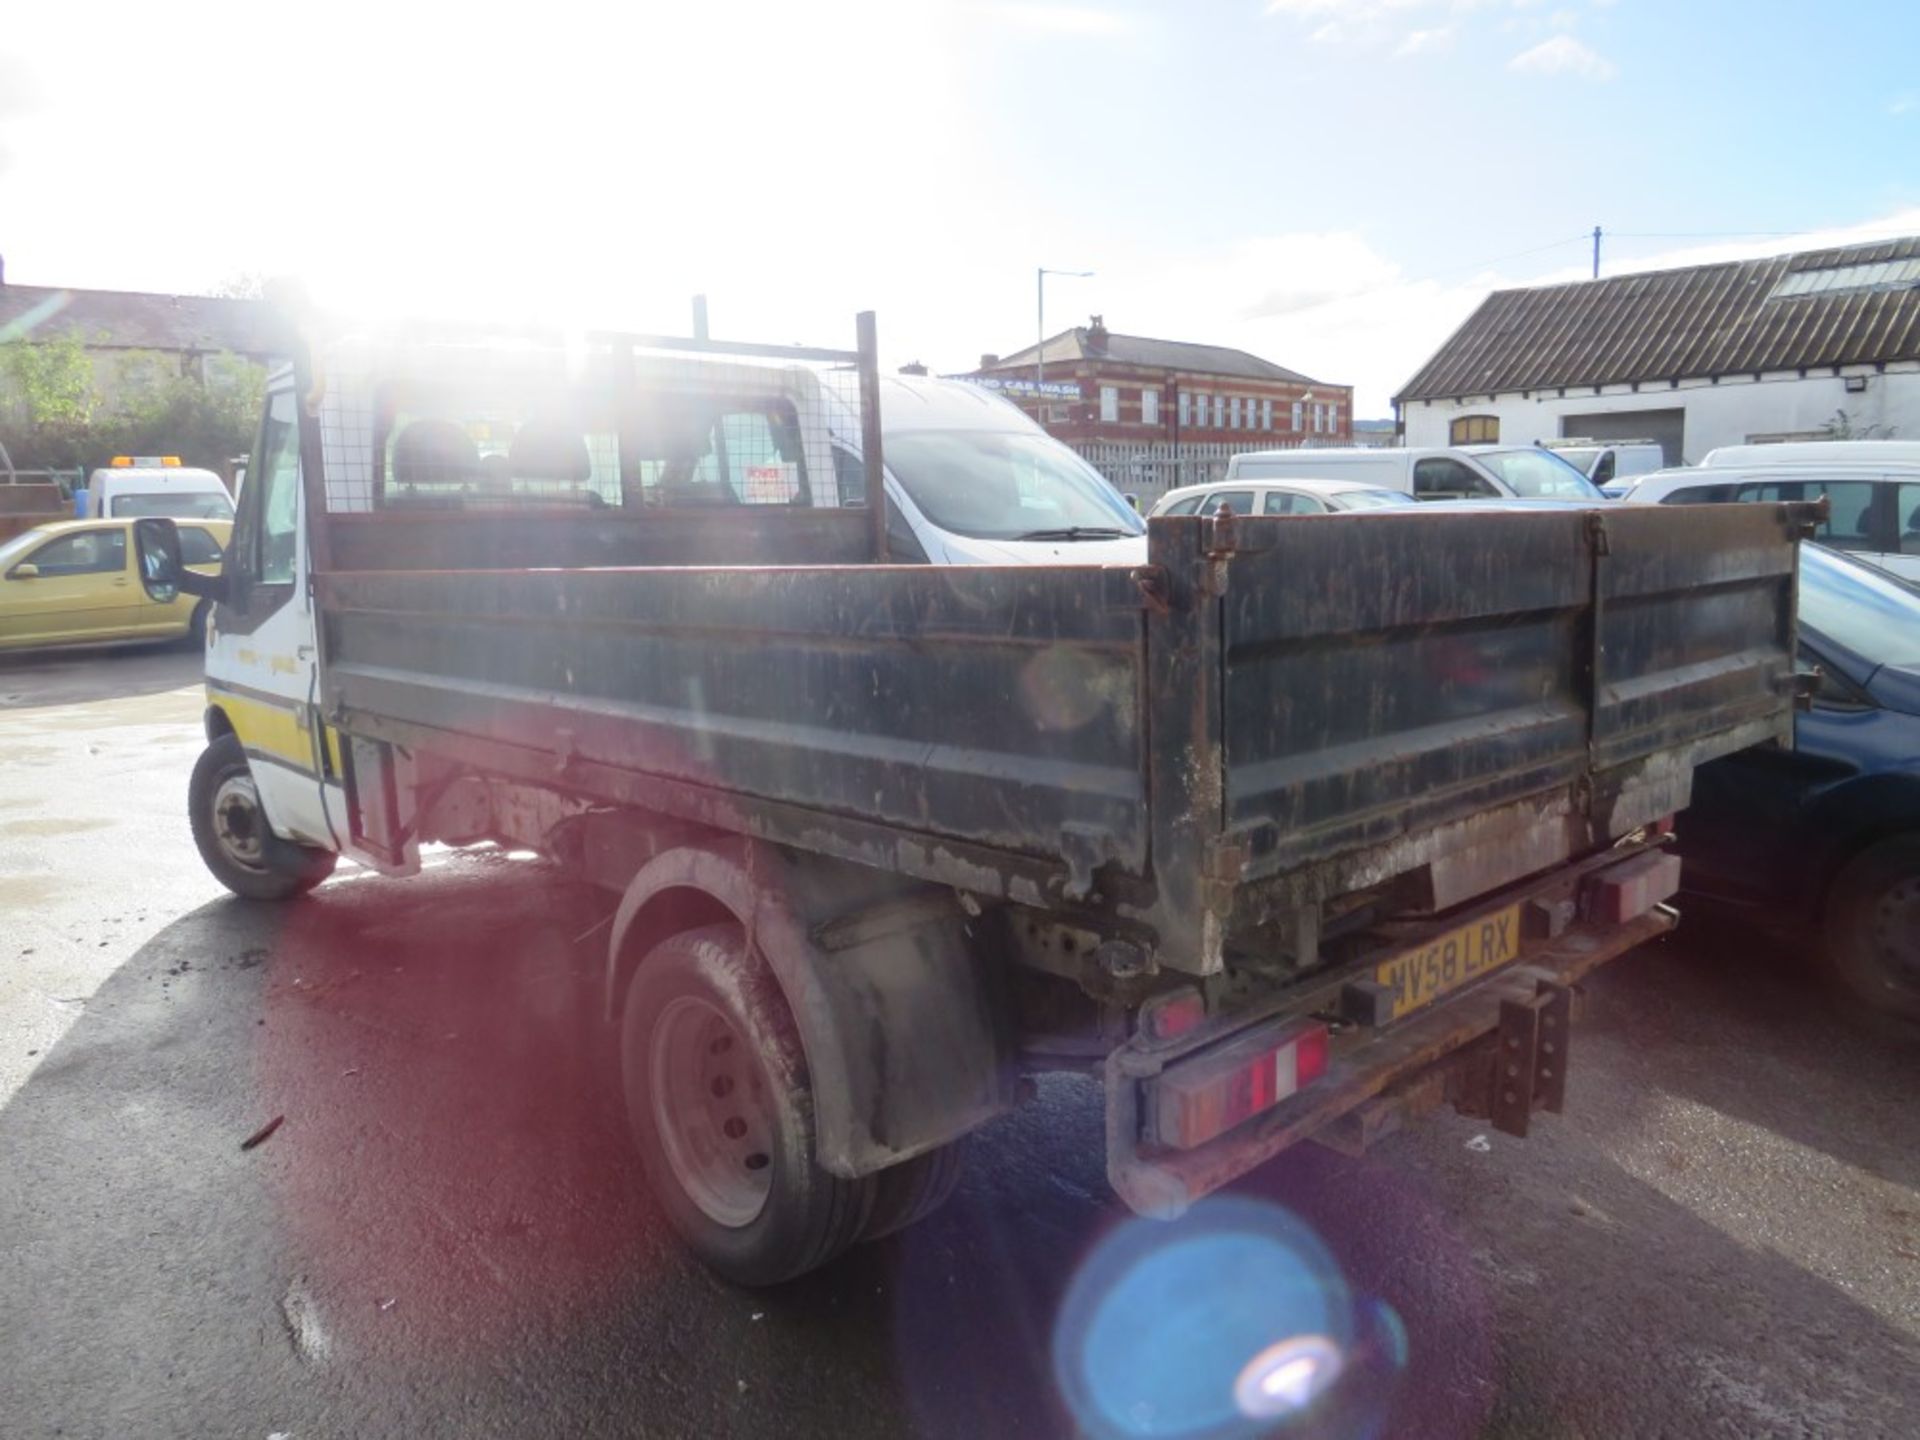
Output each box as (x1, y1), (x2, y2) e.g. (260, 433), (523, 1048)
(1037, 266), (1094, 392)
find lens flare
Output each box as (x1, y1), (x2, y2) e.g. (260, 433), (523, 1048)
(1234, 1334), (1343, 1419)
(1052, 1196), (1374, 1440)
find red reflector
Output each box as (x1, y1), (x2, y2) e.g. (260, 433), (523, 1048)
(1141, 990), (1206, 1040)
(1584, 850), (1682, 925)
(1651, 814), (1676, 837)
(1152, 1021), (1330, 1151)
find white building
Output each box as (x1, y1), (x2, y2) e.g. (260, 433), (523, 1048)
(1395, 238), (1920, 464)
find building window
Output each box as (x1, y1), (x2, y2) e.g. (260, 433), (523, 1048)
(1213, 395), (1225, 428)
(1142, 389), (1159, 426)
(1291, 400), (1303, 432)
(1450, 415), (1500, 445)
(1177, 392), (1190, 427)
(1229, 397), (1242, 429)
(1261, 399), (1272, 431)
(1100, 386), (1119, 423)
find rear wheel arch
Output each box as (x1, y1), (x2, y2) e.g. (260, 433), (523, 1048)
(605, 836), (1011, 1181)
(1803, 777), (1920, 922)
(204, 703), (236, 745)
(605, 840), (855, 1151)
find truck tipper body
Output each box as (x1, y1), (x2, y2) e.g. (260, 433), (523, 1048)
(137, 315), (1814, 1282)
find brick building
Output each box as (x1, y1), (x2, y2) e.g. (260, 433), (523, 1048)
(969, 316), (1352, 501)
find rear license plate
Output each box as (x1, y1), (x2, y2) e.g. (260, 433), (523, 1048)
(1372, 902), (1522, 1023)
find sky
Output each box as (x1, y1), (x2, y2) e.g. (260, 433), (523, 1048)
(1, 0), (1917, 415)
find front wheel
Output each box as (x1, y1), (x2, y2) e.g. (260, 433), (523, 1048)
(189, 733), (337, 900)
(621, 925), (874, 1285)
(1824, 836), (1920, 1026)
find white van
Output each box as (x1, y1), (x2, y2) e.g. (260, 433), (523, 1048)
(1613, 460), (1920, 582)
(81, 458), (235, 520)
(825, 375), (1144, 565)
(1224, 445), (1603, 502)
(1700, 440), (1920, 469)
(1544, 439), (1665, 488)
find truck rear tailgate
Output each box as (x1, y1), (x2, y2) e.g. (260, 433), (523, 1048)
(1133, 501), (1807, 967)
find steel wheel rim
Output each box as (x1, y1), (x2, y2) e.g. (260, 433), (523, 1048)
(1866, 875), (1920, 997)
(650, 995), (774, 1228)
(212, 772), (269, 872)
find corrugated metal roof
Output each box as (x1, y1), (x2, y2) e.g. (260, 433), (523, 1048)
(989, 326), (1326, 386)
(0, 283), (285, 356)
(1395, 236), (1920, 405)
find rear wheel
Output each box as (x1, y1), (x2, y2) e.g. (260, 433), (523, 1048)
(189, 733), (336, 900)
(1824, 836), (1920, 1025)
(622, 925), (873, 1285)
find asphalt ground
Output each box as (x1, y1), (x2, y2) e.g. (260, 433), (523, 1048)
(2, 642), (1916, 1439)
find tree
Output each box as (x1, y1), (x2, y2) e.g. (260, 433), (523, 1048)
(209, 273), (267, 301)
(0, 333), (100, 469)
(1, 332), (97, 427)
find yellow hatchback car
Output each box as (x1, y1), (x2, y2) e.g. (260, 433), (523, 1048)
(0, 517), (232, 651)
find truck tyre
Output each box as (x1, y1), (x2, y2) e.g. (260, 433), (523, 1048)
(1824, 836), (1920, 1026)
(858, 1140), (966, 1243)
(622, 924), (873, 1285)
(189, 734), (337, 900)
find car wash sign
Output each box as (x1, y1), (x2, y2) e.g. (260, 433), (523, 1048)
(965, 377), (1083, 400)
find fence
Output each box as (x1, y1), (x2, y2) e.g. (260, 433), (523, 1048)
(1072, 440), (1307, 507)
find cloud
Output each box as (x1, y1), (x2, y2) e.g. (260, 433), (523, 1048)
(1508, 34), (1616, 80)
(977, 2), (1137, 35)
(1393, 26), (1453, 57)
(1271, 0), (1563, 52)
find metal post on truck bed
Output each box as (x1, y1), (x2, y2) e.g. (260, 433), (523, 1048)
(857, 310), (889, 562)
(291, 331), (334, 579)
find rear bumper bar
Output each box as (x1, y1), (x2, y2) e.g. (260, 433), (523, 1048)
(1105, 903), (1672, 1218)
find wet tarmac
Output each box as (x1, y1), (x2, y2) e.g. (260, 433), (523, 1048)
(1, 646), (1916, 1439)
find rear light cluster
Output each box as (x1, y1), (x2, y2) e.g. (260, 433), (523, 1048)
(1582, 849), (1682, 925)
(1153, 1021), (1330, 1150)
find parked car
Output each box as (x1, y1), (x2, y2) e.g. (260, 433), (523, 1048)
(0, 517), (229, 650)
(1223, 444), (1604, 501)
(1680, 543), (1920, 1023)
(77, 457), (235, 521)
(1148, 477), (1415, 517)
(1543, 439), (1665, 487)
(1610, 461), (1920, 581)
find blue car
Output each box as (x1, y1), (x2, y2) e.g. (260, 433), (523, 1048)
(1680, 544), (1920, 1023)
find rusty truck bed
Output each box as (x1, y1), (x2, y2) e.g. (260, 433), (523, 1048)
(315, 500), (1810, 973)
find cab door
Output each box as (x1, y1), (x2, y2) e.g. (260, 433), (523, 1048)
(0, 527), (134, 644)
(204, 386), (342, 848)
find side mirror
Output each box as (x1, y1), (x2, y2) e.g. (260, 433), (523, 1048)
(134, 516), (229, 603)
(134, 518), (183, 602)
(10, 563), (39, 580)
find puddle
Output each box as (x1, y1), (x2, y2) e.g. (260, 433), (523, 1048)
(0, 817), (114, 838)
(0, 875), (58, 907)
